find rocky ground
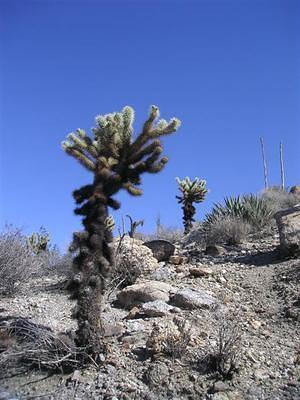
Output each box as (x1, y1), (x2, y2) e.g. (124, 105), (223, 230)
(0, 232), (299, 400)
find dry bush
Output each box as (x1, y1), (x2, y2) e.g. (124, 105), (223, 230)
(0, 226), (44, 295)
(146, 317), (191, 361)
(205, 215), (251, 246)
(261, 187), (300, 212)
(135, 225), (183, 244)
(198, 313), (242, 379)
(0, 315), (86, 375)
(36, 248), (73, 279)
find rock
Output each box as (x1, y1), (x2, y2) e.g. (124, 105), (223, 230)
(290, 185), (300, 195)
(189, 266), (213, 277)
(143, 240), (175, 261)
(169, 255), (188, 265)
(117, 281), (174, 309)
(205, 244), (226, 256)
(139, 300), (177, 317)
(170, 288), (216, 310)
(213, 381), (231, 393)
(274, 205), (300, 256)
(254, 368), (270, 381)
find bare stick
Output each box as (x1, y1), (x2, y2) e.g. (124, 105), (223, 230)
(280, 141), (285, 191)
(260, 137), (268, 189)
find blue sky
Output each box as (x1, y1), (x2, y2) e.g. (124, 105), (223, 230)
(1, 0), (299, 250)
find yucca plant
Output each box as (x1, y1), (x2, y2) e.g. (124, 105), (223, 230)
(176, 177), (208, 234)
(204, 194), (273, 232)
(62, 105), (180, 356)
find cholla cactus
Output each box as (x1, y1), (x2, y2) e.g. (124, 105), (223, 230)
(62, 105), (180, 356)
(176, 177), (208, 234)
(27, 227), (50, 254)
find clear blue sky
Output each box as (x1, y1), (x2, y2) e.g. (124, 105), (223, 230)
(1, 0), (299, 250)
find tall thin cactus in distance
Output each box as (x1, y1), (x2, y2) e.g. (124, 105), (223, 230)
(176, 177), (208, 234)
(62, 105), (180, 357)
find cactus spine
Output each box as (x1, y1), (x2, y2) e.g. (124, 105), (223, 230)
(62, 105), (180, 356)
(176, 177), (208, 234)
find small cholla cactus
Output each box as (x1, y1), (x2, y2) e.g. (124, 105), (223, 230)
(62, 105), (180, 356)
(27, 227), (50, 254)
(126, 215), (144, 238)
(176, 177), (208, 234)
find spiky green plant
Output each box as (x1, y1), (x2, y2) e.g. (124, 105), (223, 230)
(126, 215), (144, 238)
(204, 194), (273, 231)
(62, 105), (180, 356)
(176, 177), (208, 234)
(27, 227), (50, 255)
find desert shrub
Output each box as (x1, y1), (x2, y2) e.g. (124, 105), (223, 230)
(134, 225), (183, 244)
(0, 226), (43, 295)
(261, 186), (300, 211)
(199, 314), (242, 379)
(205, 215), (251, 246)
(36, 248), (73, 278)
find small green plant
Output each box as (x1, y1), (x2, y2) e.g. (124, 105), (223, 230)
(62, 105), (180, 356)
(126, 215), (144, 238)
(176, 177), (208, 234)
(27, 227), (50, 254)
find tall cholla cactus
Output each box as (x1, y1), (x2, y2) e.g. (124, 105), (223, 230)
(176, 177), (208, 234)
(62, 105), (180, 356)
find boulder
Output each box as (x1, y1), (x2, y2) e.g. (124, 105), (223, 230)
(143, 240), (175, 261)
(170, 287), (216, 310)
(290, 186), (300, 195)
(274, 205), (300, 256)
(117, 281), (174, 309)
(113, 236), (159, 285)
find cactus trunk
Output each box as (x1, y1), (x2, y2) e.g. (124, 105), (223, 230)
(70, 180), (114, 356)
(182, 202), (196, 234)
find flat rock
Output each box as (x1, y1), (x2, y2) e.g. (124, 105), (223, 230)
(189, 266), (213, 277)
(117, 281), (174, 309)
(170, 287), (216, 309)
(139, 300), (178, 317)
(143, 240), (175, 261)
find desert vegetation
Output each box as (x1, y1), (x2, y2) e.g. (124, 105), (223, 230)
(1, 108), (299, 399)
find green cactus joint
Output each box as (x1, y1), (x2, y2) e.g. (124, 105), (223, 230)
(27, 227), (50, 254)
(62, 105), (180, 357)
(176, 177), (208, 234)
